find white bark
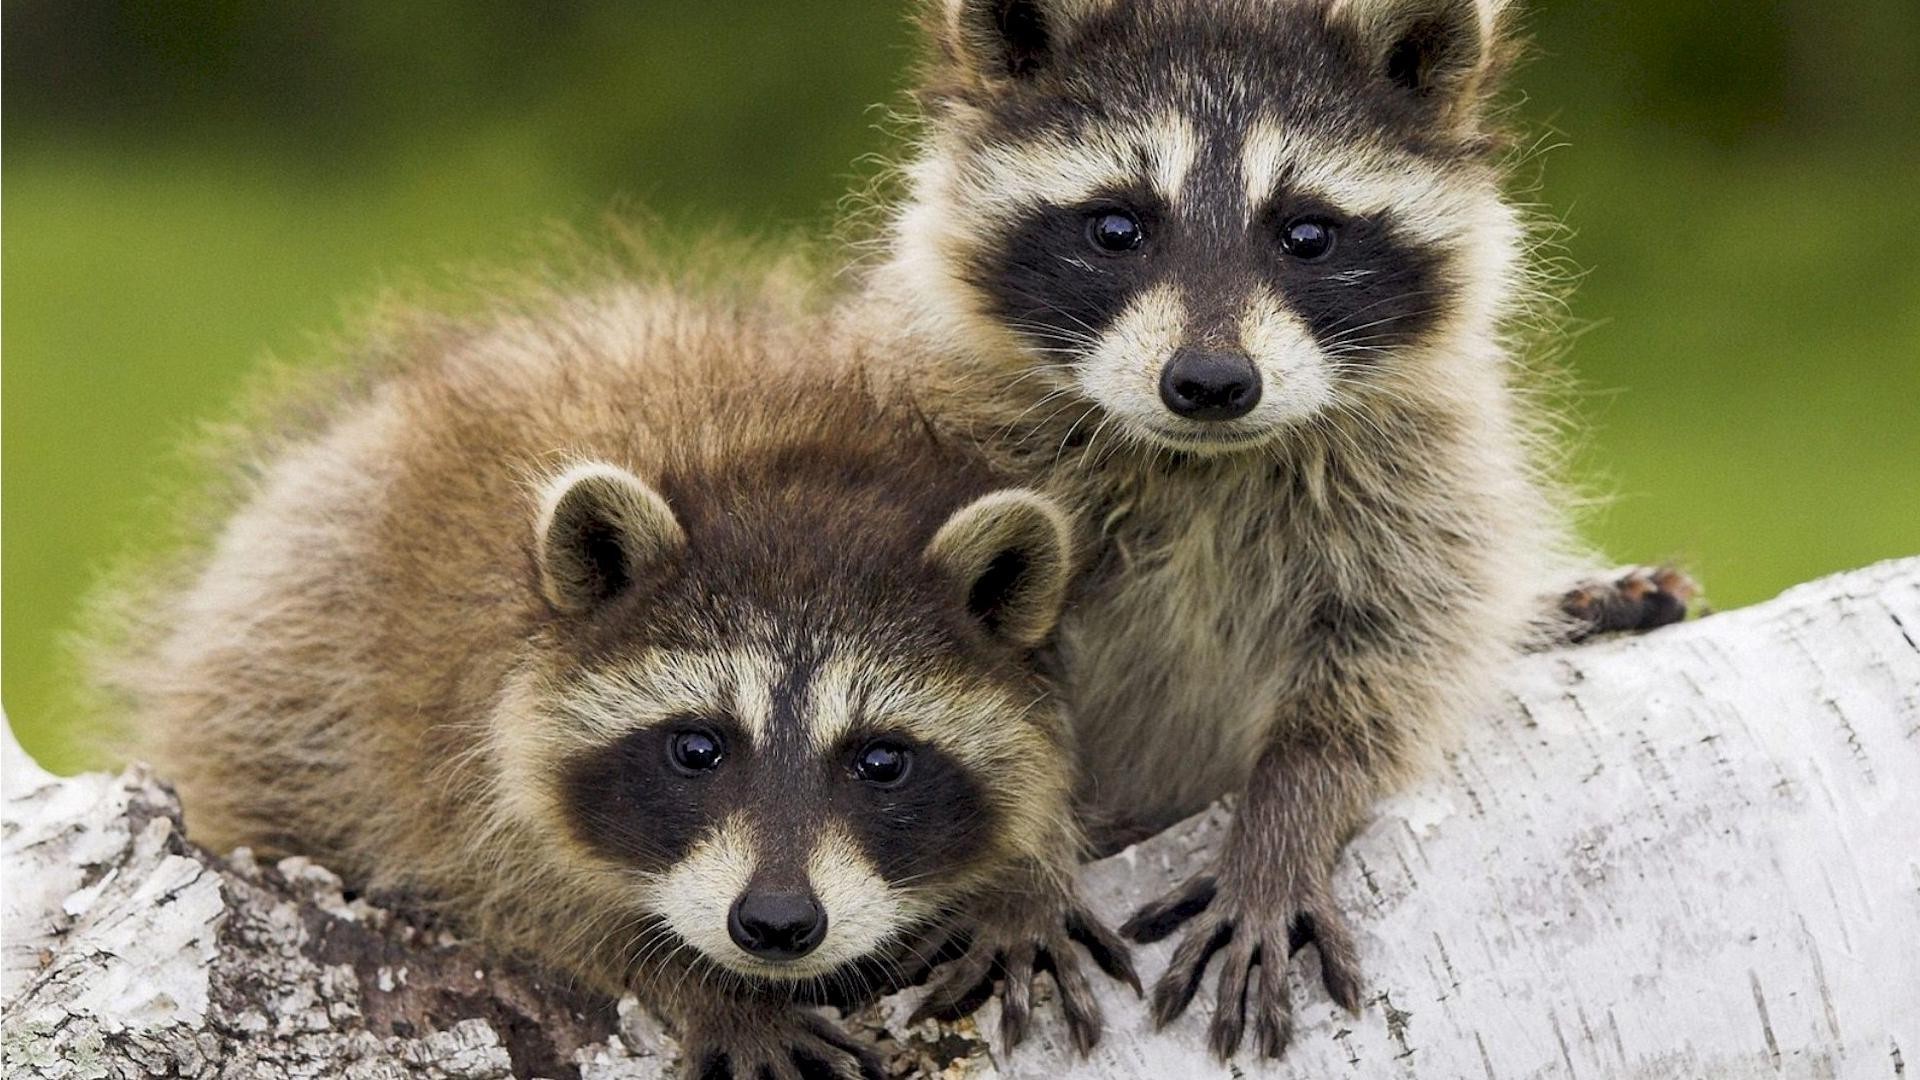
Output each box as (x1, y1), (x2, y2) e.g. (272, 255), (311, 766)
(6, 558), (1919, 1079)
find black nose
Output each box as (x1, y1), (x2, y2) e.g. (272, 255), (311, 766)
(1159, 348), (1262, 421)
(727, 890), (827, 960)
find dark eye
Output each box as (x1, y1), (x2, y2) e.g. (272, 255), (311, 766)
(668, 729), (724, 774)
(1087, 210), (1146, 254)
(853, 741), (913, 787)
(1280, 218), (1337, 261)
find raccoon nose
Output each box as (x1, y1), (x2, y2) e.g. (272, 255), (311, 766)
(728, 890), (828, 960)
(1159, 348), (1262, 422)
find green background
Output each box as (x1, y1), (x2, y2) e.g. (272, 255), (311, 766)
(6, 2), (1919, 773)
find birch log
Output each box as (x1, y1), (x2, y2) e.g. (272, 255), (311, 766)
(5, 558), (1918, 1079)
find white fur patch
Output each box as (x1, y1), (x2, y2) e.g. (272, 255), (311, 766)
(805, 653), (1037, 773)
(961, 111), (1202, 217)
(728, 657), (776, 745)
(1236, 287), (1336, 426)
(1070, 284), (1339, 452)
(1145, 112), (1202, 206)
(557, 647), (778, 744)
(1241, 118), (1309, 222)
(1240, 116), (1485, 245)
(803, 825), (927, 974)
(963, 140), (1129, 215)
(646, 813), (757, 972)
(1075, 282), (1190, 437)
(805, 655), (861, 753)
(645, 817), (921, 982)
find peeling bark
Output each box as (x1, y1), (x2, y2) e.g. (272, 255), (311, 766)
(6, 558), (1919, 1078)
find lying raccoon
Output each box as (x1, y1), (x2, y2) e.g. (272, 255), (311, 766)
(95, 283), (1134, 1077)
(848, 0), (1698, 1058)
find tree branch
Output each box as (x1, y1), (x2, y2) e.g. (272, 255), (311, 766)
(6, 558), (1918, 1078)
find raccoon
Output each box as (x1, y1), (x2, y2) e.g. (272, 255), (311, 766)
(96, 282), (1133, 1077)
(843, 0), (1696, 1059)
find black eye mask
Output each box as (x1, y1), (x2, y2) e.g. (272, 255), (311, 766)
(1254, 199), (1449, 362)
(829, 735), (999, 885)
(561, 716), (750, 871)
(969, 186), (1170, 355)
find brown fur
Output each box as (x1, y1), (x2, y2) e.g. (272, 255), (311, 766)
(90, 278), (1120, 1075)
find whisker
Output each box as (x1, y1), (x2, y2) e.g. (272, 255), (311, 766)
(1054, 405), (1101, 466)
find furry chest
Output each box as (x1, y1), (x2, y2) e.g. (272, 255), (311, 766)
(1057, 483), (1301, 841)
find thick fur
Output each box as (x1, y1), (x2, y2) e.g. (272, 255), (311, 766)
(838, 0), (1689, 1059)
(863, 0), (1567, 837)
(91, 279), (1126, 1075)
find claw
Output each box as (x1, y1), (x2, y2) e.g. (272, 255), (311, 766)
(909, 894), (1131, 1059)
(1315, 918), (1364, 1012)
(1149, 920), (1232, 1028)
(803, 1016), (888, 1080)
(685, 1010), (881, 1080)
(1066, 908), (1142, 995)
(1038, 945), (1106, 1055)
(1290, 903), (1362, 1013)
(1132, 860), (1369, 1060)
(909, 944), (999, 1026)
(885, 924), (968, 992)
(1121, 873), (1218, 944)
(1207, 937), (1257, 1059)
(1250, 945), (1294, 1059)
(998, 942), (1038, 1053)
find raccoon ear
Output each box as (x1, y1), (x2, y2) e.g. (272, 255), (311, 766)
(926, 489), (1074, 649)
(937, 0), (1104, 81)
(535, 462), (685, 614)
(1331, 0), (1504, 119)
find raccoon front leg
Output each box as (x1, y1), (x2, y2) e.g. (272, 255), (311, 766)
(671, 991), (886, 1080)
(911, 865), (1140, 1055)
(1121, 739), (1371, 1059)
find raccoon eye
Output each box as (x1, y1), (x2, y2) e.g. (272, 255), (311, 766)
(1280, 218), (1337, 261)
(668, 729), (725, 774)
(1087, 210), (1146, 254)
(853, 741), (913, 787)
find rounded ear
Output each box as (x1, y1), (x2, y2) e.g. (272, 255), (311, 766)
(534, 462), (685, 614)
(1330, 0), (1504, 124)
(935, 0), (1109, 82)
(925, 489), (1074, 649)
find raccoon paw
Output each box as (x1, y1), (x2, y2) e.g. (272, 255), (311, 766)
(683, 1008), (885, 1080)
(1558, 564), (1702, 644)
(1121, 869), (1362, 1060)
(909, 895), (1139, 1057)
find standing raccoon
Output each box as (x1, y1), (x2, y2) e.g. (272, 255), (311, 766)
(96, 283), (1133, 1077)
(849, 0), (1698, 1058)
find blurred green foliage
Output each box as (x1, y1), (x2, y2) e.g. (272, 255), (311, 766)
(6, 1), (1918, 772)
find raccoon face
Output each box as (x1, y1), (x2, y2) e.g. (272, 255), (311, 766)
(505, 464), (1074, 983)
(901, 0), (1519, 453)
